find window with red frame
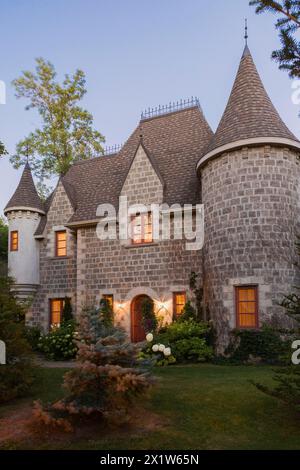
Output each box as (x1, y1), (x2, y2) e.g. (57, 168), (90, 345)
(55, 230), (67, 257)
(173, 292), (186, 318)
(236, 286), (258, 328)
(131, 213), (153, 245)
(50, 299), (65, 326)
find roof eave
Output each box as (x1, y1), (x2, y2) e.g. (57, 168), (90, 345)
(4, 206), (46, 216)
(197, 137), (300, 171)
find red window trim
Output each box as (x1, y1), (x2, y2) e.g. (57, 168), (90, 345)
(55, 230), (67, 257)
(235, 285), (259, 329)
(173, 291), (187, 319)
(49, 298), (65, 327)
(10, 230), (19, 252)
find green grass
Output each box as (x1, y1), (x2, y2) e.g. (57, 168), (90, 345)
(1, 365), (300, 450)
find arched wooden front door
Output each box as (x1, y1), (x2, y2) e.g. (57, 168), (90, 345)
(131, 295), (149, 343)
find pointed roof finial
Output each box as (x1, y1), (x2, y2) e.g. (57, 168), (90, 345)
(25, 144), (30, 164)
(244, 18), (248, 46)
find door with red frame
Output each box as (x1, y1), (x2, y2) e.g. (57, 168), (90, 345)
(131, 295), (149, 342)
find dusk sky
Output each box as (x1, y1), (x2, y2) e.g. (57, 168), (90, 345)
(1, 0), (299, 215)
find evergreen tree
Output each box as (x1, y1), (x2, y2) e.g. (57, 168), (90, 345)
(32, 307), (153, 431)
(10, 58), (105, 186)
(0, 218), (8, 276)
(99, 298), (114, 328)
(0, 277), (33, 403)
(62, 297), (73, 323)
(250, 1), (300, 77)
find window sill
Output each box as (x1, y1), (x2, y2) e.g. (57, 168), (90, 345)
(123, 242), (158, 249)
(48, 256), (71, 260)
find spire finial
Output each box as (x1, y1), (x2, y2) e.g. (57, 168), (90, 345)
(25, 144), (30, 164)
(244, 18), (248, 46)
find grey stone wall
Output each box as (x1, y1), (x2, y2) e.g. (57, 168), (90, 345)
(200, 145), (300, 351)
(28, 182), (77, 329)
(76, 227), (201, 335)
(76, 144), (202, 335)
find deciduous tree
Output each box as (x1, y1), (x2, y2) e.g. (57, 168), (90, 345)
(11, 58), (105, 185)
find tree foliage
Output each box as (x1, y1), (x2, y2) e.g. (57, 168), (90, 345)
(0, 217), (8, 261)
(11, 58), (105, 183)
(0, 217), (8, 276)
(280, 238), (300, 323)
(31, 307), (153, 431)
(0, 141), (7, 157)
(250, 0), (300, 77)
(0, 277), (33, 403)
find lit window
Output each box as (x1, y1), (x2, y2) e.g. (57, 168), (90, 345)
(10, 231), (19, 252)
(102, 294), (114, 309)
(50, 299), (65, 326)
(236, 286), (258, 328)
(55, 231), (67, 257)
(131, 213), (153, 245)
(173, 292), (186, 317)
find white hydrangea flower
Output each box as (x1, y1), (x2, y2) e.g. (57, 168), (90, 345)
(158, 344), (165, 352)
(164, 347), (171, 357)
(146, 333), (154, 343)
(152, 344), (159, 352)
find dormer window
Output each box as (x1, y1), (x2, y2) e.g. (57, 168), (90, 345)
(55, 230), (67, 257)
(131, 212), (153, 245)
(10, 231), (19, 252)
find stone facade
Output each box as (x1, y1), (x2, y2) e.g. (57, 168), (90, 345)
(76, 144), (201, 335)
(28, 182), (77, 329)
(6, 45), (300, 351)
(200, 145), (300, 349)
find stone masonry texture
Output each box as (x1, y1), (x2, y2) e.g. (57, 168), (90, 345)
(200, 145), (300, 350)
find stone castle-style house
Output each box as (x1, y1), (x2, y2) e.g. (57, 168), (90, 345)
(4, 45), (300, 350)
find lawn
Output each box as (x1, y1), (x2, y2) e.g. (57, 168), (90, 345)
(0, 364), (299, 450)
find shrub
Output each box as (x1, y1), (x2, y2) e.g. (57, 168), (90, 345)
(142, 320), (213, 364)
(99, 298), (114, 328)
(171, 337), (213, 362)
(62, 297), (73, 322)
(25, 325), (42, 351)
(158, 319), (211, 342)
(0, 276), (33, 403)
(141, 297), (158, 333)
(31, 307), (153, 431)
(37, 320), (77, 361)
(177, 301), (198, 323)
(225, 326), (292, 364)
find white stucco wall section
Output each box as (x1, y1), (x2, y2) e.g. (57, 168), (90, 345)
(7, 210), (41, 286)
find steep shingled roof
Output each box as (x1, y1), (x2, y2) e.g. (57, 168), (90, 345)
(61, 106), (213, 224)
(202, 45), (298, 159)
(4, 162), (45, 214)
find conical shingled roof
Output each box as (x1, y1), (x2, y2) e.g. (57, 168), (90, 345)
(4, 162), (45, 214)
(201, 45), (299, 161)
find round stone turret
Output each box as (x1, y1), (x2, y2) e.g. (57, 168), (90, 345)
(4, 163), (45, 299)
(197, 46), (300, 352)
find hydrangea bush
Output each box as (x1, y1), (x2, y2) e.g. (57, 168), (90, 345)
(140, 320), (213, 365)
(37, 320), (77, 361)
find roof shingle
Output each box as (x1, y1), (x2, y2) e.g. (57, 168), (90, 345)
(202, 46), (298, 159)
(63, 106), (213, 224)
(4, 162), (44, 214)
